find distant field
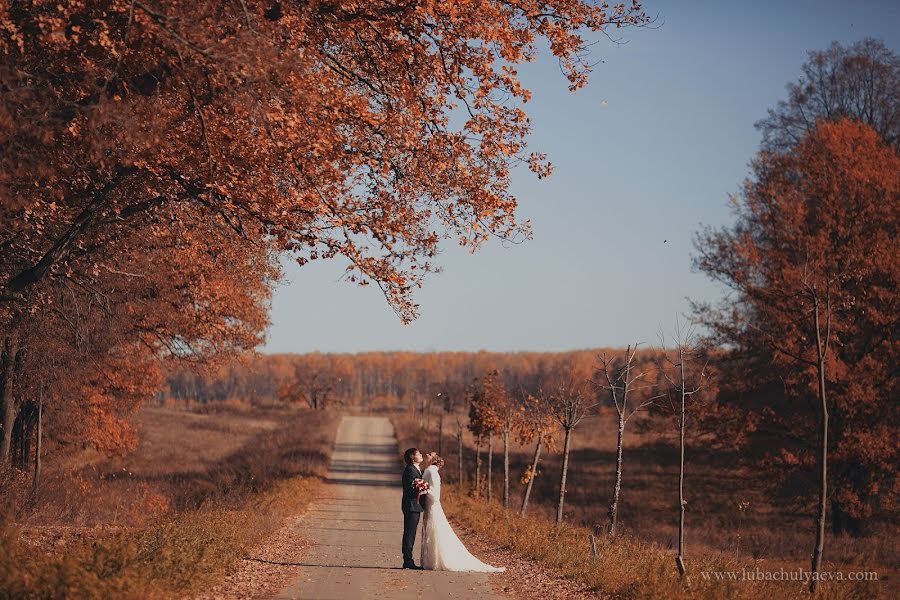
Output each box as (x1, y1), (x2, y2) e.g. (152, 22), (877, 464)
(15, 403), (337, 527)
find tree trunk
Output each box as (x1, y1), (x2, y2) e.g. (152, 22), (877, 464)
(521, 433), (543, 515)
(457, 423), (464, 485)
(438, 413), (444, 456)
(487, 432), (493, 502)
(0, 335), (19, 464)
(609, 415), (625, 534)
(810, 300), (829, 594)
(502, 428), (510, 509)
(557, 426), (573, 524)
(474, 436), (482, 495)
(20, 405), (34, 471)
(33, 398), (42, 493)
(12, 406), (24, 468)
(675, 354), (687, 577)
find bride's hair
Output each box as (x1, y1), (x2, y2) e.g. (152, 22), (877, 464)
(425, 452), (445, 468)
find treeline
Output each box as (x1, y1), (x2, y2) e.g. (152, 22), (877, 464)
(160, 349), (630, 410)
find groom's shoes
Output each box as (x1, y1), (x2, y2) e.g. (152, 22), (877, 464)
(402, 562), (423, 570)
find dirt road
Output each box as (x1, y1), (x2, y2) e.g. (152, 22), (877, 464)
(273, 416), (503, 599)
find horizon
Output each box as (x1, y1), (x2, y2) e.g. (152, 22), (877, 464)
(257, 346), (653, 356)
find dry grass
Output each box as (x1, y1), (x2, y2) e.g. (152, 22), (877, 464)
(2, 476), (321, 599)
(392, 411), (894, 599)
(1, 404), (340, 599)
(442, 488), (882, 600)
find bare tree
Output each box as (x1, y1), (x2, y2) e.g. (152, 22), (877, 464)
(756, 38), (899, 152)
(659, 319), (710, 578)
(435, 391), (445, 455)
(471, 434), (481, 495)
(807, 282), (833, 593)
(456, 414), (465, 485)
(434, 379), (465, 484)
(497, 388), (519, 509)
(551, 381), (595, 524)
(596, 344), (661, 535)
(487, 431), (494, 502)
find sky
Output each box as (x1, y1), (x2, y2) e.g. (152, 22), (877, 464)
(262, 0), (899, 354)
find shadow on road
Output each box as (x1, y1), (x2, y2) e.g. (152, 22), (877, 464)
(244, 557), (404, 570)
(325, 477), (397, 486)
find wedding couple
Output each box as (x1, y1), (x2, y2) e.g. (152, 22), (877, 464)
(400, 447), (505, 572)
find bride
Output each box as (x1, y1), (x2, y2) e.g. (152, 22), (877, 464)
(420, 452), (505, 572)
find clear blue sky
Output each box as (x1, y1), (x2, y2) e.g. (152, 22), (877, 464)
(262, 0), (899, 354)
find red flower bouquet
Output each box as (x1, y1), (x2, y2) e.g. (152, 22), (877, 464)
(413, 478), (430, 500)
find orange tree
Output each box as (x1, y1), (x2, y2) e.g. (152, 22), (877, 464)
(693, 120), (899, 583)
(1, 0), (651, 323)
(0, 0), (650, 469)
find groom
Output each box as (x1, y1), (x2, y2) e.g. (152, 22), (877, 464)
(400, 447), (424, 569)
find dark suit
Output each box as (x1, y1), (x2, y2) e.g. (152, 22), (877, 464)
(401, 463), (423, 565)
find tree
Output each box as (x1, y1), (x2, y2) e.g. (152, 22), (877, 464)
(280, 354), (352, 410)
(1, 0), (651, 327)
(694, 119), (899, 589)
(756, 38), (899, 152)
(474, 369), (521, 507)
(550, 379), (595, 524)
(431, 377), (466, 470)
(517, 388), (556, 516)
(456, 411), (466, 486)
(470, 371), (503, 501)
(1, 204), (275, 467)
(596, 344), (660, 535)
(468, 382), (492, 497)
(657, 321), (709, 578)
(0, 0), (652, 486)
(0, 335), (18, 463)
(494, 375), (519, 509)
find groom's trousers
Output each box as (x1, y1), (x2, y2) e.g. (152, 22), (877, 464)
(401, 509), (421, 564)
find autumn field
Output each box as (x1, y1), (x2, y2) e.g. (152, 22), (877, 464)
(391, 410), (897, 599)
(1, 404), (340, 598)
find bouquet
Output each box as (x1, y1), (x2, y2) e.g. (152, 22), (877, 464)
(413, 478), (430, 500)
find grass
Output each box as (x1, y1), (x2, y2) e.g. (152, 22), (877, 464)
(391, 411), (894, 599)
(442, 488), (882, 600)
(2, 476), (321, 599)
(2, 403), (340, 599)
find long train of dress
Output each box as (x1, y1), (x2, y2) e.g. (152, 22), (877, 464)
(420, 464), (505, 572)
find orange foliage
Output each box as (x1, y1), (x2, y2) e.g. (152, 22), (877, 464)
(0, 0), (650, 468)
(694, 119), (900, 530)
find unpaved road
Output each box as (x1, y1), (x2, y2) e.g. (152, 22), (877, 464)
(273, 416), (503, 600)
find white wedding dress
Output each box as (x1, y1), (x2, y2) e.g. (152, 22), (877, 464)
(420, 464), (505, 572)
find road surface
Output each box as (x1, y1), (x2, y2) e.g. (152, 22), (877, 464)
(273, 416), (503, 600)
